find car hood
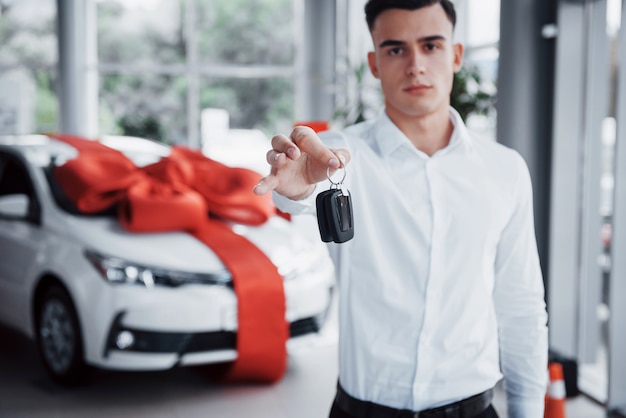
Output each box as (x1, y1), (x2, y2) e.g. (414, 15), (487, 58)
(56, 214), (321, 275)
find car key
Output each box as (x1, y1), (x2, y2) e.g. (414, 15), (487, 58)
(316, 166), (354, 243)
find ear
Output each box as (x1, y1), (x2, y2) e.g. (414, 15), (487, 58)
(452, 43), (464, 73)
(367, 51), (380, 79)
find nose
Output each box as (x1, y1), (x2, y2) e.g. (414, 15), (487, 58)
(406, 50), (426, 77)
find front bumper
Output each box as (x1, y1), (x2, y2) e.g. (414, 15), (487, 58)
(82, 260), (335, 371)
(102, 313), (329, 369)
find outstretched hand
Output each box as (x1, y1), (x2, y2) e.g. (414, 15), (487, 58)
(253, 126), (351, 200)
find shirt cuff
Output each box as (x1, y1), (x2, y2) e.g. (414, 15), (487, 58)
(506, 398), (545, 418)
(272, 187), (317, 216)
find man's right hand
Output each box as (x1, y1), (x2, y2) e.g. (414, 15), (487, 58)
(253, 126), (351, 200)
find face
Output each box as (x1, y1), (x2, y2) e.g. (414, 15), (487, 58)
(367, 4), (463, 122)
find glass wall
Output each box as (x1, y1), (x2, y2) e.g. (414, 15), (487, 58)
(549, 0), (626, 412)
(95, 0), (299, 146)
(461, 0), (499, 141)
(0, 0), (58, 134)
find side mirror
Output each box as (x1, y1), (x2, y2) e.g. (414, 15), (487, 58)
(0, 194), (29, 218)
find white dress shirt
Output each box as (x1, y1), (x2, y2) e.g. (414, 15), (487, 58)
(274, 108), (548, 418)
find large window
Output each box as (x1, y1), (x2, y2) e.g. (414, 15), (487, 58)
(460, 0), (499, 140)
(96, 0), (299, 146)
(0, 0), (58, 134)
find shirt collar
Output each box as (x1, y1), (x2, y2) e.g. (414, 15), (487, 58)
(374, 107), (473, 158)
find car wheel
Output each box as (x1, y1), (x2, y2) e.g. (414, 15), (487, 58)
(36, 284), (88, 385)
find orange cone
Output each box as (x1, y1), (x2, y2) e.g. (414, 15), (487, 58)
(545, 362), (567, 418)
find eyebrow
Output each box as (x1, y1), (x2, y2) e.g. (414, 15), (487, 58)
(378, 35), (447, 48)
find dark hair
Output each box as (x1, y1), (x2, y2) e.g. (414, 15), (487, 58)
(365, 0), (456, 31)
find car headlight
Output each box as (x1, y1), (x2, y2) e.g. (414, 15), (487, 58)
(85, 250), (232, 288)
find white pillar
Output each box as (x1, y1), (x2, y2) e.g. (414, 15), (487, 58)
(295, 0), (336, 121)
(57, 0), (98, 137)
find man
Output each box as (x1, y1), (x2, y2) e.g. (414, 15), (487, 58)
(254, 1), (548, 417)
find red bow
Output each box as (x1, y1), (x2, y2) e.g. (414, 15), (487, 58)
(49, 133), (288, 382)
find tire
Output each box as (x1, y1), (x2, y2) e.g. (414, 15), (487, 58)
(36, 284), (88, 386)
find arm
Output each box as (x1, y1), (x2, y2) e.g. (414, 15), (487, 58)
(493, 154), (549, 418)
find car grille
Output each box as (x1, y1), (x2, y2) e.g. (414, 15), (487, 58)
(105, 315), (324, 355)
(289, 317), (321, 338)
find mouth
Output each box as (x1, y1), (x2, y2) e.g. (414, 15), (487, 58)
(403, 84), (431, 95)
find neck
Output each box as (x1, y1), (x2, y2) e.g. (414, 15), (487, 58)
(386, 108), (454, 156)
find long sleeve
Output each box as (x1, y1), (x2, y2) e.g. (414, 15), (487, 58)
(493, 153), (549, 418)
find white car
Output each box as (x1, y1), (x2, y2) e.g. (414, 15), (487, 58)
(0, 134), (335, 385)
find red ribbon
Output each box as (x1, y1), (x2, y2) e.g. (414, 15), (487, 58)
(293, 120), (330, 133)
(49, 133), (288, 382)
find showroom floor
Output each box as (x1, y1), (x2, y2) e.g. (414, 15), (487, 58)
(0, 300), (609, 418)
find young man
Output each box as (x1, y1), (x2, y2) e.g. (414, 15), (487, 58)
(254, 1), (548, 417)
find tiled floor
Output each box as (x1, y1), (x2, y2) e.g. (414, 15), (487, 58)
(0, 303), (610, 418)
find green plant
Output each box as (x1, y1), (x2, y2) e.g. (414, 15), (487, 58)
(333, 60), (383, 128)
(450, 65), (497, 122)
(118, 114), (167, 144)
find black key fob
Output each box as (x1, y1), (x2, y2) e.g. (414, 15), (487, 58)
(316, 188), (354, 243)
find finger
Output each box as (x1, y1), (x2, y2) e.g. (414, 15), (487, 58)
(291, 126), (338, 167)
(253, 175), (279, 195)
(330, 148), (351, 169)
(271, 134), (300, 161)
(266, 149), (288, 167)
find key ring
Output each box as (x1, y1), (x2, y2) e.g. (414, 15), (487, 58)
(326, 165), (347, 187)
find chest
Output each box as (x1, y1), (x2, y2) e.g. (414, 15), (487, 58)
(350, 150), (513, 243)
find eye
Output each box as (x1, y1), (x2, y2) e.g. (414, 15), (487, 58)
(423, 43), (439, 52)
(388, 47), (404, 56)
